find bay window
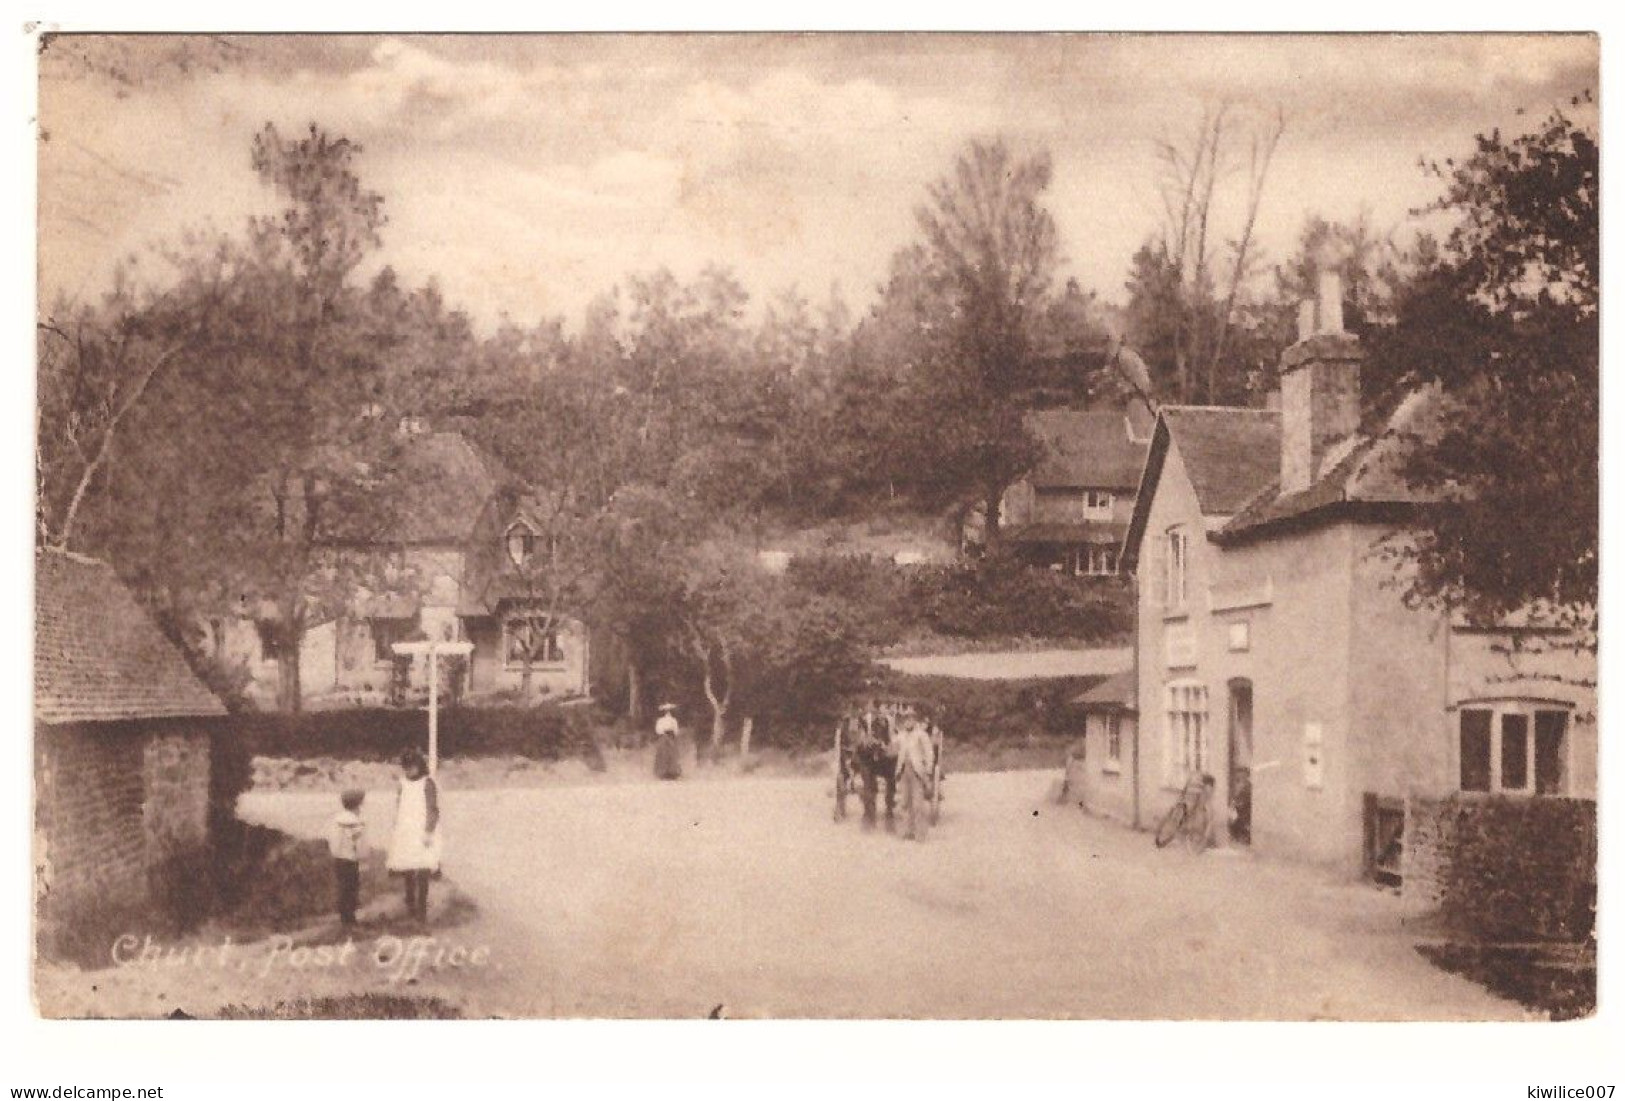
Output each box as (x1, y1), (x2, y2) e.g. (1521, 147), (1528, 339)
(1458, 703), (1570, 795)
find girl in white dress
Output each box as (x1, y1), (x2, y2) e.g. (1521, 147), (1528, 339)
(387, 749), (441, 923)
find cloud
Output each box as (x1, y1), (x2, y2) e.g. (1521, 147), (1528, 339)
(37, 35), (1598, 330)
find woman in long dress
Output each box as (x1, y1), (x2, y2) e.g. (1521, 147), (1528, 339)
(653, 703), (682, 780)
(387, 748), (441, 923)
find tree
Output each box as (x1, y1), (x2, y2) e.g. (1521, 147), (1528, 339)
(886, 138), (1062, 547)
(1128, 105), (1285, 405)
(35, 246), (231, 552)
(1372, 98), (1597, 630)
(152, 123), (400, 712)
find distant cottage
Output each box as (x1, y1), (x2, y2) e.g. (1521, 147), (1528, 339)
(970, 400), (1154, 575)
(207, 428), (593, 707)
(34, 548), (226, 926)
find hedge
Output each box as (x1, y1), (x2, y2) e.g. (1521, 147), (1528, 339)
(734, 668), (1105, 751)
(783, 552), (1132, 645)
(217, 704), (608, 767)
(1409, 795), (1597, 944)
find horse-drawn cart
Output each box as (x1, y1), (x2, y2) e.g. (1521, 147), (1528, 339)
(832, 702), (944, 826)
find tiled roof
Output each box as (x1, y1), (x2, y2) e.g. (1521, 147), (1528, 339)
(1006, 521), (1127, 546)
(389, 432), (505, 545)
(1161, 406), (1282, 516)
(1025, 409), (1149, 490)
(1071, 670), (1135, 711)
(1217, 385), (1453, 542)
(35, 549), (226, 724)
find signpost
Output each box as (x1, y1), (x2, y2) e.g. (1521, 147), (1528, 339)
(390, 639), (475, 776)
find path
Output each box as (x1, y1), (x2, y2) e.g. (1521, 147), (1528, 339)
(239, 770), (1522, 1019)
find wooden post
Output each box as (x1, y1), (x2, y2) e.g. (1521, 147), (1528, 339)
(428, 645), (439, 777)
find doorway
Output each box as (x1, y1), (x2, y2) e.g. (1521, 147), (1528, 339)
(1227, 679), (1253, 844)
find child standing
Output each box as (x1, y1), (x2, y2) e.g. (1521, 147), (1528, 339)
(387, 749), (440, 924)
(329, 788), (366, 927)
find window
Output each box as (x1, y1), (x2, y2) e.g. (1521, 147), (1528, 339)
(504, 616), (565, 667)
(506, 522), (539, 567)
(1164, 527), (1189, 610)
(1080, 545), (1118, 576)
(371, 617), (417, 663)
(1535, 711), (1569, 795)
(1164, 681), (1209, 785)
(255, 620), (282, 663)
(1105, 712), (1123, 765)
(1459, 704), (1571, 795)
(1083, 489), (1114, 518)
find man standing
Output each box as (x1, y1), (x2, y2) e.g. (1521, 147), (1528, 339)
(894, 712), (936, 841)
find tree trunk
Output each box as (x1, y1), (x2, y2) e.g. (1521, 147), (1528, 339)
(276, 638), (303, 714)
(740, 716), (754, 763)
(627, 653), (642, 727)
(709, 705), (727, 763)
(983, 484), (1004, 552)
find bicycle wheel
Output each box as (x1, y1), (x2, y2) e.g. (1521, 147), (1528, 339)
(1182, 801), (1211, 852)
(1154, 801), (1187, 848)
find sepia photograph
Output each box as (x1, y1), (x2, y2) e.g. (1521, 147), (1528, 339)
(27, 31), (1599, 1029)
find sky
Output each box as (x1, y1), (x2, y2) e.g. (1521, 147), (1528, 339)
(37, 33), (1598, 332)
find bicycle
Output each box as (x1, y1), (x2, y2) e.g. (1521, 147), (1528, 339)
(1154, 771), (1216, 852)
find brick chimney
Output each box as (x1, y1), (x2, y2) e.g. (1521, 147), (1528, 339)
(1279, 271), (1362, 494)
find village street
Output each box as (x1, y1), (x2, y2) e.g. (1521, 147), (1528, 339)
(239, 770), (1523, 1020)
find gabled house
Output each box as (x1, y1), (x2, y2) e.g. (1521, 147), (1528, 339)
(1121, 275), (1596, 875)
(982, 401), (1154, 575)
(35, 548), (226, 927)
(210, 428), (590, 707)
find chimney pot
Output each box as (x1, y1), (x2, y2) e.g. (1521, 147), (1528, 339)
(1296, 300), (1316, 342)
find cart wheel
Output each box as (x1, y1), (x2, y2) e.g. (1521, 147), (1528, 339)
(833, 726), (847, 822)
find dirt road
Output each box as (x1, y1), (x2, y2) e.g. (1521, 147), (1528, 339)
(239, 770), (1522, 1019)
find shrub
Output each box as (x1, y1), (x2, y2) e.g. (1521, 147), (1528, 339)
(906, 557), (1131, 641)
(216, 704), (615, 764)
(209, 726), (255, 841)
(1436, 796), (1596, 943)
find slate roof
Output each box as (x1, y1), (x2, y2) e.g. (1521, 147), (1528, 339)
(1160, 406), (1282, 515)
(1025, 409), (1149, 491)
(1071, 670), (1136, 711)
(1121, 405), (1281, 570)
(1216, 385), (1452, 543)
(35, 549), (226, 724)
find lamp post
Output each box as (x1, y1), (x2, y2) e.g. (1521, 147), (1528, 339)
(390, 639), (475, 776)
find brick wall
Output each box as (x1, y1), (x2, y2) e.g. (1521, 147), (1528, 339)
(35, 722), (212, 918)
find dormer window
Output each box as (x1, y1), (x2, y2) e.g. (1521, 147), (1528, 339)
(506, 521), (540, 567)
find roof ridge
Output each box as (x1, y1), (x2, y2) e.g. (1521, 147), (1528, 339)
(1162, 404), (1279, 415)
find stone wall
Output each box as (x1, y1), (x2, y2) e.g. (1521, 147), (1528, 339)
(35, 722), (213, 919)
(142, 731), (211, 862)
